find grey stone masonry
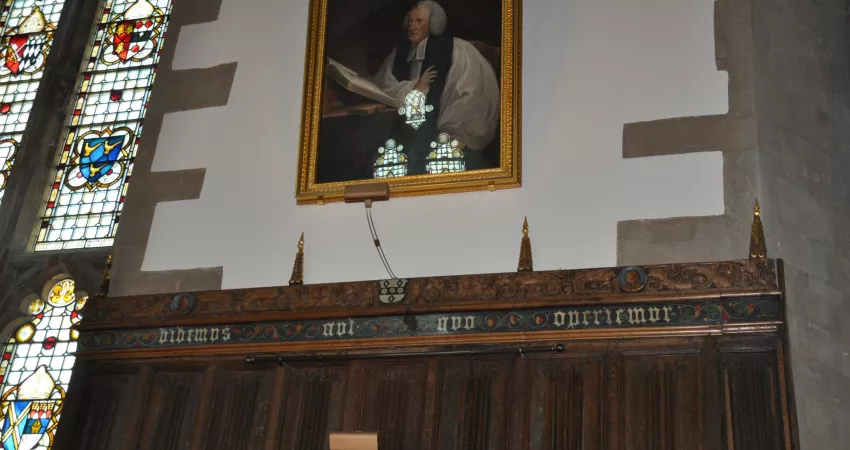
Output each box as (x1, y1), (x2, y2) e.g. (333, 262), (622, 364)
(618, 0), (760, 265)
(108, 0), (234, 296)
(618, 0), (850, 447)
(751, 0), (850, 447)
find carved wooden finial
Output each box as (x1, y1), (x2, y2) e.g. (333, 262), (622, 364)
(98, 253), (113, 297)
(518, 217), (533, 272)
(289, 232), (305, 286)
(749, 199), (767, 260)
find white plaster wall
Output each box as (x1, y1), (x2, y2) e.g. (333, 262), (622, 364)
(142, 0), (727, 289)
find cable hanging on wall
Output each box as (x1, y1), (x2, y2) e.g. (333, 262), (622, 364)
(365, 199), (397, 280)
(343, 183), (398, 280)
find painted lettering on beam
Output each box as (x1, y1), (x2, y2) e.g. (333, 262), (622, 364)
(158, 327), (232, 345)
(553, 306), (672, 329)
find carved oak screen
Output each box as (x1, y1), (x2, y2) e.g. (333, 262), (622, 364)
(56, 259), (798, 450)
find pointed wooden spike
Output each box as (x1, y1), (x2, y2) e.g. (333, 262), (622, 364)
(98, 253), (113, 297)
(749, 199), (767, 260)
(289, 233), (305, 286)
(518, 217), (533, 272)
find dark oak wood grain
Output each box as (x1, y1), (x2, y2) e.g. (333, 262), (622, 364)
(205, 368), (274, 450)
(57, 259), (796, 450)
(56, 337), (795, 450)
(136, 369), (204, 450)
(59, 367), (140, 450)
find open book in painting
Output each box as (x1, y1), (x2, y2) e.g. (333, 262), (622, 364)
(325, 58), (401, 109)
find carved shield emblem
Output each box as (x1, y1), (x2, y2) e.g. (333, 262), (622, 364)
(378, 279), (407, 304)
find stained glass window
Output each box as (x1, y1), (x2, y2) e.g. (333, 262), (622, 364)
(0, 0), (68, 204)
(0, 277), (84, 450)
(34, 0), (173, 251)
(426, 133), (465, 174)
(373, 138), (408, 178)
(398, 90), (432, 130)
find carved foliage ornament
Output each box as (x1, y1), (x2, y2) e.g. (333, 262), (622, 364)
(87, 260), (778, 327)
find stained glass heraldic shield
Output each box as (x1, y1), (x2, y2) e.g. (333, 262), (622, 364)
(34, 0), (174, 251)
(0, 0), (68, 204)
(0, 277), (83, 450)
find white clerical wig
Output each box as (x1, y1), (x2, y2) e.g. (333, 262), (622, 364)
(404, 1), (448, 36)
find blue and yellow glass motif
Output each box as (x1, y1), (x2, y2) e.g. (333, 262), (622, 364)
(79, 135), (124, 183)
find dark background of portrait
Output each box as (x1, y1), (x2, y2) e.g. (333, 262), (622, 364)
(316, 0), (503, 183)
(325, 0), (503, 76)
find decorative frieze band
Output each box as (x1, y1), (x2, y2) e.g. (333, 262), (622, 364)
(79, 297), (780, 351)
(84, 259), (779, 330)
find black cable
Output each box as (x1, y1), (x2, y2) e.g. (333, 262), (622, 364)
(365, 205), (392, 277)
(373, 209), (396, 279)
(365, 201), (397, 279)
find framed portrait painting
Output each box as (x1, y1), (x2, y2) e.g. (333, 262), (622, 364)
(296, 0), (522, 204)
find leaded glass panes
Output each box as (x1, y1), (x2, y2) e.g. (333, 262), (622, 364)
(0, 277), (84, 450)
(0, 0), (67, 203)
(398, 90), (432, 130)
(374, 138), (408, 178)
(35, 0), (173, 251)
(426, 133), (465, 174)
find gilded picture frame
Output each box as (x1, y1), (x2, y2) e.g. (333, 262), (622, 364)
(296, 0), (522, 204)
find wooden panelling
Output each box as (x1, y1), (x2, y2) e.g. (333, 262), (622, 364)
(353, 361), (428, 450)
(522, 356), (602, 450)
(62, 369), (139, 450)
(136, 369), (204, 450)
(57, 335), (797, 450)
(619, 353), (704, 450)
(432, 358), (514, 450)
(277, 364), (351, 450)
(722, 351), (786, 450)
(204, 368), (275, 450)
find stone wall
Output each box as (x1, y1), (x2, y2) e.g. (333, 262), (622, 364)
(619, 0), (850, 446)
(752, 0), (850, 447)
(618, 0), (759, 266)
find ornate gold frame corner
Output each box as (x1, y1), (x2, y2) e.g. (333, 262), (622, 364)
(295, 0), (522, 205)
